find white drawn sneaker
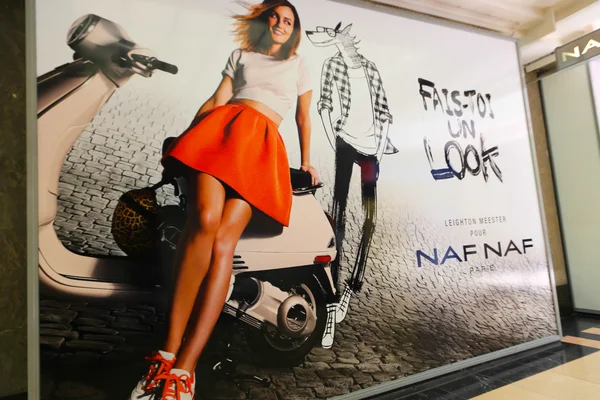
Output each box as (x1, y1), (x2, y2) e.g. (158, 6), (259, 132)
(321, 303), (337, 349)
(336, 285), (353, 323)
(161, 369), (195, 400)
(130, 350), (176, 399)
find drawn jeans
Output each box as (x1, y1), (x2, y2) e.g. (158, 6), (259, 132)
(331, 135), (378, 296)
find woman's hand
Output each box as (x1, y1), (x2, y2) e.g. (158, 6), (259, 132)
(301, 164), (320, 186)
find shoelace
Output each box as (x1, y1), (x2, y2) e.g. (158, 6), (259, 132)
(339, 287), (352, 309)
(325, 305), (336, 334)
(160, 372), (193, 400)
(141, 352), (176, 392)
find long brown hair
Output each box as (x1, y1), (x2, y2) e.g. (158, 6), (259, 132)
(232, 0), (302, 60)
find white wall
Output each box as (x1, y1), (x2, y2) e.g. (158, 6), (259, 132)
(591, 59), (600, 132)
(542, 62), (600, 313)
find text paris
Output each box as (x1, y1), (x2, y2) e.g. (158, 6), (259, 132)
(416, 239), (533, 268)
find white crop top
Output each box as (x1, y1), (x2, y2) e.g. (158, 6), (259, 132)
(222, 48), (312, 118)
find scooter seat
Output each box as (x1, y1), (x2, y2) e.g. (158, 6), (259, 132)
(289, 168), (313, 190)
(162, 137), (313, 190)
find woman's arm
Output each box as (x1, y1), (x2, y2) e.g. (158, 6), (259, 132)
(194, 75), (235, 118)
(296, 90), (319, 185)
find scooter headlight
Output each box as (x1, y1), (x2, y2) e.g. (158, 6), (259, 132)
(67, 14), (100, 46)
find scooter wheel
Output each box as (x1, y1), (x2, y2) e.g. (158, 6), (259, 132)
(245, 275), (328, 368)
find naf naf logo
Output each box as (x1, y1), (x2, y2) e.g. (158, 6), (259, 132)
(557, 29), (600, 70)
(416, 238), (533, 268)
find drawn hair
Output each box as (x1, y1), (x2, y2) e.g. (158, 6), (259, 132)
(335, 22), (361, 50)
(232, 0), (302, 60)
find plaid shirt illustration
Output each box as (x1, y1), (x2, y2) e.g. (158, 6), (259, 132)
(317, 53), (398, 155)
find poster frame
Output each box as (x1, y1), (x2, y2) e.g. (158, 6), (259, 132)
(23, 1), (563, 399)
(515, 42), (563, 341)
(26, 0), (40, 398)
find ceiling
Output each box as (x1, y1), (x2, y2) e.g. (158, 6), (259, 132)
(363, 0), (600, 68)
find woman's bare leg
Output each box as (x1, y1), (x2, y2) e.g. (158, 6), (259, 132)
(172, 197), (253, 373)
(163, 172), (227, 355)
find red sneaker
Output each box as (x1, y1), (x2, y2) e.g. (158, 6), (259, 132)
(161, 369), (195, 400)
(129, 350), (176, 399)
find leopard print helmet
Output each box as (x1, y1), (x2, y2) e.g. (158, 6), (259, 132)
(111, 185), (162, 259)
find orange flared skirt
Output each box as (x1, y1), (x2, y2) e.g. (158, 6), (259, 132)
(161, 103), (292, 227)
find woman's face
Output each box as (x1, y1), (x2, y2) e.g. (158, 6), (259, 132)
(266, 6), (295, 45)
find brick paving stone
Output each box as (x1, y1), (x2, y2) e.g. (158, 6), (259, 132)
(77, 326), (119, 335)
(372, 372), (399, 382)
(40, 323), (73, 331)
(40, 328), (79, 341)
(72, 318), (107, 328)
(276, 388), (315, 399)
(64, 340), (115, 353)
(356, 363), (382, 373)
(247, 388), (278, 400)
(40, 312), (75, 325)
(114, 316), (140, 324)
(326, 377), (354, 389)
(41, 336), (65, 350)
(314, 386), (350, 398)
(293, 368), (319, 382)
(302, 362), (330, 371)
(352, 372), (374, 385)
(270, 374), (296, 388)
(78, 312), (116, 323)
(40, 300), (72, 309)
(111, 320), (152, 332)
(315, 369), (343, 380)
(296, 381), (324, 390)
(332, 366), (357, 377)
(71, 306), (110, 316)
(307, 354), (336, 363)
(82, 334), (127, 345)
(381, 363), (403, 373)
(336, 356), (360, 365)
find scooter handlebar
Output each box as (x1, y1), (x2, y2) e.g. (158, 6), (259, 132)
(128, 53), (179, 75)
(148, 58), (179, 75)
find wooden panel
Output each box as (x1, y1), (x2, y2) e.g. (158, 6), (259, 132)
(562, 336), (600, 349)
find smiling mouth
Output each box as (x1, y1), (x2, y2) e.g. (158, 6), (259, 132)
(273, 29), (285, 36)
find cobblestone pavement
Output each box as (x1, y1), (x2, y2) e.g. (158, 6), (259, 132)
(43, 84), (559, 399)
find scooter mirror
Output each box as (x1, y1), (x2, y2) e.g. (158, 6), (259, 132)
(66, 14), (100, 46)
(67, 14), (133, 51)
(66, 14), (144, 85)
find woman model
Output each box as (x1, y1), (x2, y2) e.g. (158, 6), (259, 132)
(129, 1), (317, 399)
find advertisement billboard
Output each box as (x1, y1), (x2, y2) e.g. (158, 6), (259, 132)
(35, 0), (560, 398)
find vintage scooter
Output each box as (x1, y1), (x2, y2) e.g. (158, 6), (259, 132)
(37, 14), (337, 366)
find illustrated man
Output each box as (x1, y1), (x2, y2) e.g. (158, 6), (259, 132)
(306, 22), (397, 348)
